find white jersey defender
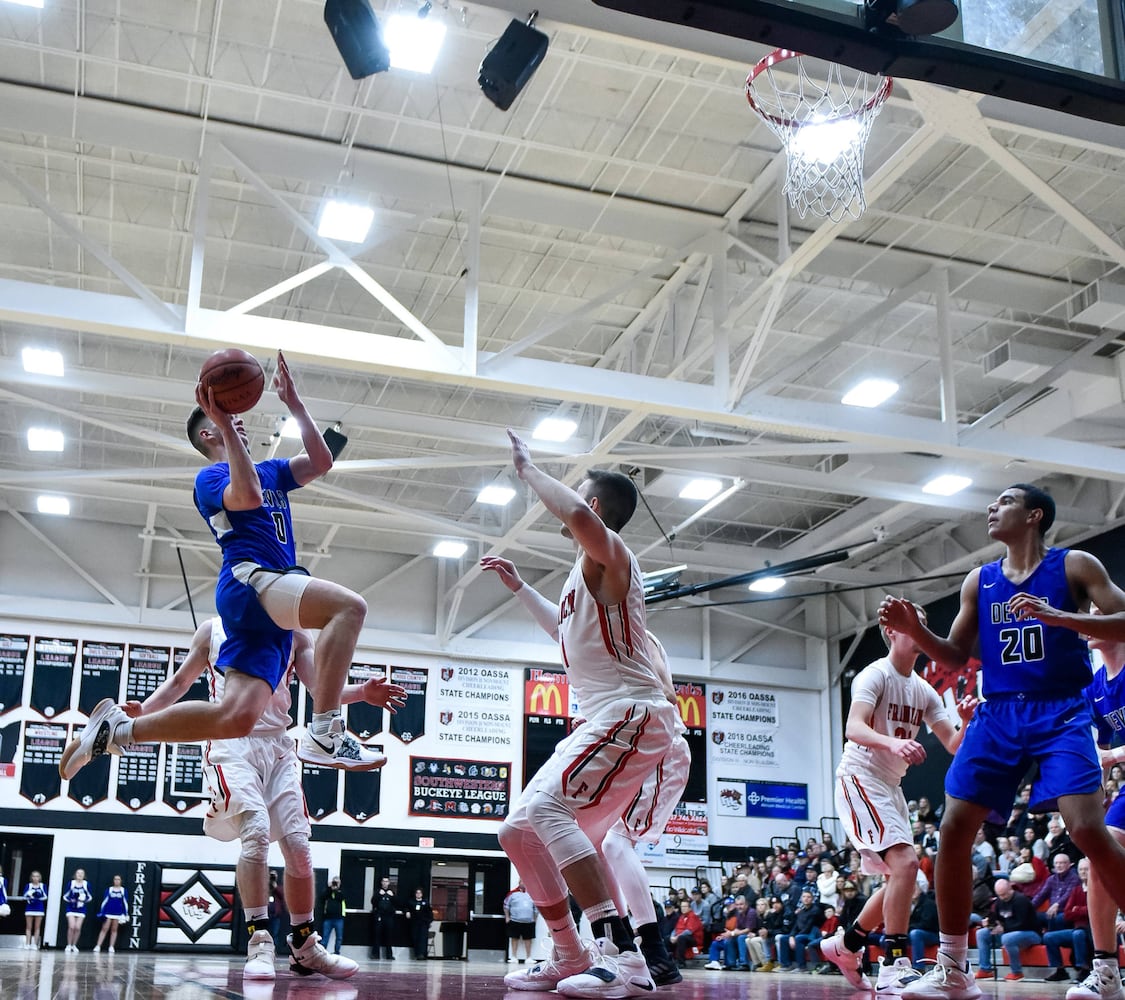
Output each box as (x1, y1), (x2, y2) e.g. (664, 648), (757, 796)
(835, 656), (949, 868)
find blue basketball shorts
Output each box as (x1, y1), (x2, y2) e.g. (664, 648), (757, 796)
(945, 694), (1100, 814)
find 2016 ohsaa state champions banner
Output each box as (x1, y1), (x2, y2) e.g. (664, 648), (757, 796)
(409, 756), (510, 819)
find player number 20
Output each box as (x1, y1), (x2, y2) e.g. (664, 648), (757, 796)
(998, 623), (1045, 664)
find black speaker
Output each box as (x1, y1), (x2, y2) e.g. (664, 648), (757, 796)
(324, 0), (391, 80)
(478, 19), (549, 111)
(323, 427), (348, 460)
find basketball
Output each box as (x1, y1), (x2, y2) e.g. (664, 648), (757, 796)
(198, 348), (265, 414)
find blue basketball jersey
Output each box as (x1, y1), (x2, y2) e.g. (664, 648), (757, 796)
(1086, 664), (1125, 750)
(976, 547), (1091, 697)
(193, 458), (300, 571)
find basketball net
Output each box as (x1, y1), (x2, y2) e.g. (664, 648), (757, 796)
(747, 50), (892, 222)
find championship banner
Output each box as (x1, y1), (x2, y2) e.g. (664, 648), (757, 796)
(346, 663), (386, 739)
(301, 762), (338, 820)
(717, 777), (809, 820)
(0, 633), (29, 716)
(30, 636), (77, 718)
(343, 760), (382, 822)
(78, 640), (125, 715)
(20, 720), (66, 805)
(125, 644), (171, 702)
(640, 802), (709, 868)
(708, 684), (780, 767)
(389, 667), (428, 744)
(173, 646), (211, 703)
(163, 743), (205, 813)
(0, 720), (19, 775)
(674, 680), (708, 802)
(116, 742), (160, 811)
(523, 668), (571, 788)
(67, 725), (111, 809)
(436, 664), (514, 749)
(409, 756), (510, 819)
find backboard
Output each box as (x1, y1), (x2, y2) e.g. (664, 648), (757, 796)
(594, 0), (1125, 125)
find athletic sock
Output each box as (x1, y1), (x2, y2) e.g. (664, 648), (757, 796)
(310, 711), (340, 735)
(546, 910), (583, 963)
(290, 911), (313, 926)
(886, 934), (909, 962)
(244, 906), (268, 938)
(939, 933), (968, 967)
(113, 718), (136, 746)
(586, 902), (636, 954)
(290, 919), (316, 949)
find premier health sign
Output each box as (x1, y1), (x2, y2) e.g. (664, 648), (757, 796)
(718, 778), (808, 821)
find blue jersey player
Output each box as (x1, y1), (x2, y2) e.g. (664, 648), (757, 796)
(880, 484), (1125, 1000)
(60, 350), (383, 779)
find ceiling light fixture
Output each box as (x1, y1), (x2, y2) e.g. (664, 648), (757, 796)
(532, 417), (577, 443)
(748, 576), (786, 593)
(21, 347), (64, 376)
(433, 540), (468, 559)
(36, 495), (70, 516)
(477, 485), (516, 506)
(318, 200), (375, 243)
(27, 427), (64, 452)
(679, 478), (723, 501)
(842, 377), (899, 407)
(280, 417), (302, 439)
(922, 473), (972, 496)
(4, 0), (45, 8)
(385, 5), (447, 73)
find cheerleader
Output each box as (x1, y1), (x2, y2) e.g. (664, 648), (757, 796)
(23, 870), (47, 950)
(63, 868), (92, 952)
(95, 875), (129, 953)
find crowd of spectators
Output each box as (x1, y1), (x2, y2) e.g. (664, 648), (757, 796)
(663, 780), (1125, 981)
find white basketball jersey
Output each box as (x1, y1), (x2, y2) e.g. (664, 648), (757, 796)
(837, 656), (948, 783)
(208, 618), (292, 736)
(557, 549), (667, 719)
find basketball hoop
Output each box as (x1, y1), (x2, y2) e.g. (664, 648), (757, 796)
(747, 50), (892, 222)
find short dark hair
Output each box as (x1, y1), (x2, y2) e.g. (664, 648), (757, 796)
(186, 406), (211, 457)
(584, 469), (637, 532)
(1009, 483), (1056, 535)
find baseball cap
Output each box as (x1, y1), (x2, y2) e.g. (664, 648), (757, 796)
(797, 851), (807, 858)
(664, 898), (677, 907)
(724, 896), (736, 905)
(691, 886), (702, 894)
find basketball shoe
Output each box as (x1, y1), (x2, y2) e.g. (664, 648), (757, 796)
(1068, 961), (1125, 1000)
(244, 930), (276, 980)
(901, 952), (982, 1000)
(59, 698), (128, 779)
(557, 940), (658, 998)
(297, 716), (386, 771)
(876, 957), (924, 996)
(505, 943), (602, 991)
(287, 931), (358, 979)
(821, 934), (871, 990)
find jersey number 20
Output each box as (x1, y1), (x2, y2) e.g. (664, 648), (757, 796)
(998, 623), (1044, 664)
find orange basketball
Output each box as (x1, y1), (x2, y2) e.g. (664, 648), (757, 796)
(198, 348), (265, 414)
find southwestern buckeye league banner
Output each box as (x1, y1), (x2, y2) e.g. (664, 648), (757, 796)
(409, 756), (510, 819)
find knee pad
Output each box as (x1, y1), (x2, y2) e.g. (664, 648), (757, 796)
(238, 811), (272, 865)
(524, 790), (597, 869)
(498, 820), (568, 907)
(278, 832), (313, 879)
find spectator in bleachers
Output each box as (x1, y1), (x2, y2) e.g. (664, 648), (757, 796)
(702, 896), (738, 970)
(1012, 847), (1049, 898)
(1044, 815), (1080, 864)
(995, 835), (1019, 874)
(974, 877), (1042, 982)
(816, 861), (840, 910)
(915, 796), (940, 826)
(908, 880), (940, 969)
(919, 822), (940, 858)
(1023, 818), (1049, 862)
(973, 828), (996, 868)
(778, 889), (825, 973)
(914, 843), (935, 889)
(669, 900), (703, 968)
(1042, 856), (1092, 984)
(1032, 852), (1081, 930)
